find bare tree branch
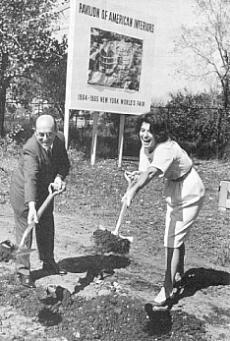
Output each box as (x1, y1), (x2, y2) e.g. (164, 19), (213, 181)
(177, 0), (230, 107)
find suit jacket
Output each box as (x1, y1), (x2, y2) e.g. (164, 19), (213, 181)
(10, 131), (70, 213)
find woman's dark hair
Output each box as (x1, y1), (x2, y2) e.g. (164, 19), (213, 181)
(136, 112), (169, 143)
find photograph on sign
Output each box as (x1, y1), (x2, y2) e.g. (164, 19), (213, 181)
(88, 27), (143, 91)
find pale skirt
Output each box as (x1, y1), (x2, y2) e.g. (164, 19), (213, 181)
(164, 167), (205, 248)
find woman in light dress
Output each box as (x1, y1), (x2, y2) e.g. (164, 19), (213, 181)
(123, 113), (205, 306)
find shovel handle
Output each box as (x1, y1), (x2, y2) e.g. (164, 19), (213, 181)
(112, 172), (133, 236)
(37, 182), (66, 219)
(18, 190), (59, 249)
(113, 200), (128, 236)
(18, 223), (35, 249)
(37, 191), (57, 219)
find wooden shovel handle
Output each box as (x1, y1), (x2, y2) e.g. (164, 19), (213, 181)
(18, 190), (58, 249)
(112, 172), (133, 236)
(113, 200), (128, 236)
(37, 191), (57, 219)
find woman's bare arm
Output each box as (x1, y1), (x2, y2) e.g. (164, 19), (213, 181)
(123, 166), (162, 206)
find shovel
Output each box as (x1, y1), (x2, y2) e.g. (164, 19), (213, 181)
(111, 171), (134, 243)
(94, 171), (134, 254)
(111, 200), (133, 243)
(13, 184), (64, 258)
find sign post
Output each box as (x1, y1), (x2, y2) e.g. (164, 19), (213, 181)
(64, 106), (70, 149)
(90, 112), (99, 165)
(118, 114), (125, 167)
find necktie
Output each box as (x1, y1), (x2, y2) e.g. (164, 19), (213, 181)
(46, 148), (52, 160)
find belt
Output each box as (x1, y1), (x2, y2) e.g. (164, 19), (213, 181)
(171, 167), (193, 182)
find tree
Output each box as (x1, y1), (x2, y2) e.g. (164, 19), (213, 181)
(177, 0), (230, 109)
(0, 0), (67, 136)
(33, 36), (68, 118)
(10, 36), (68, 119)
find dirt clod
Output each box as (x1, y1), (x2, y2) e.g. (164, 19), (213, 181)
(93, 229), (130, 254)
(0, 240), (16, 262)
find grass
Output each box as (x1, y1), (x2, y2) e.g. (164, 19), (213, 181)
(216, 242), (230, 266)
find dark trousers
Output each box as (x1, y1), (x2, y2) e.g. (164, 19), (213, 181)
(13, 205), (55, 275)
(35, 211), (55, 262)
(14, 209), (32, 274)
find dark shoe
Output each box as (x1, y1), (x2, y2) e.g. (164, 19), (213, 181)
(43, 260), (67, 275)
(18, 273), (36, 288)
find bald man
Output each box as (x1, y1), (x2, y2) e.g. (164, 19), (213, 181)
(10, 115), (70, 288)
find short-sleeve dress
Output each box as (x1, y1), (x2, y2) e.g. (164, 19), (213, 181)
(139, 139), (205, 248)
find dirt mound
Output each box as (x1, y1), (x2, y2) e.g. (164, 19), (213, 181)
(0, 273), (207, 341)
(93, 229), (130, 254)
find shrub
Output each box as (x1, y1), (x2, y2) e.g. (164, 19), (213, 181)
(68, 118), (140, 159)
(165, 91), (230, 158)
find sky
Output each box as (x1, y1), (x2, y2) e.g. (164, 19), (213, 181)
(140, 0), (209, 103)
(57, 0), (208, 103)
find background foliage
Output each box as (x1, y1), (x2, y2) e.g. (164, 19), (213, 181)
(0, 0), (68, 136)
(1, 0), (230, 160)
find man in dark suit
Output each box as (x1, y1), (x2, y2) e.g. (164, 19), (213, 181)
(10, 114), (70, 288)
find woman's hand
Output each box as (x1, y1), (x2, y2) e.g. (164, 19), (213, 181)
(125, 171), (141, 184)
(122, 170), (141, 206)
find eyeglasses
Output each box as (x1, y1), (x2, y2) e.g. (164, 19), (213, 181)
(36, 132), (55, 138)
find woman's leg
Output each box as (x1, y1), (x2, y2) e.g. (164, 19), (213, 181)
(164, 247), (175, 295)
(157, 243), (184, 302)
(153, 247), (175, 304)
(177, 243), (185, 278)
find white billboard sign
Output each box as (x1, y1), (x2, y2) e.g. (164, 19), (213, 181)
(65, 0), (155, 114)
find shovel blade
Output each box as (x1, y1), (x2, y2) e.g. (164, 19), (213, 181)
(111, 231), (134, 243)
(99, 226), (134, 243)
(118, 234), (134, 243)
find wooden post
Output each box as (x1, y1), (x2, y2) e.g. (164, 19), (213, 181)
(118, 114), (125, 168)
(91, 112), (99, 166)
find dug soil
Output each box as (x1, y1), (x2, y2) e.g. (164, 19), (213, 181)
(0, 155), (229, 340)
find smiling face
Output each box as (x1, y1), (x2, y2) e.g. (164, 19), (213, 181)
(139, 121), (156, 152)
(35, 115), (56, 150)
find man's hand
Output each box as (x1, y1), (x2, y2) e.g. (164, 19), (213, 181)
(52, 175), (66, 193)
(28, 202), (38, 224)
